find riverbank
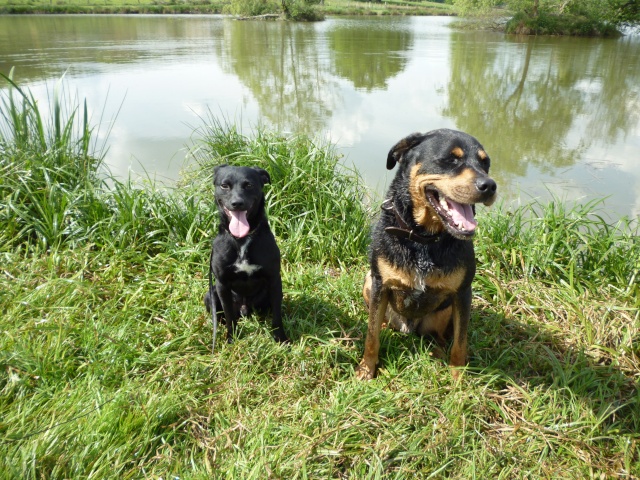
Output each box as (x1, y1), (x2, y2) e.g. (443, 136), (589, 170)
(0, 0), (628, 36)
(0, 0), (455, 16)
(1, 77), (639, 477)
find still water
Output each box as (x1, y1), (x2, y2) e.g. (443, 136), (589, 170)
(1, 15), (639, 219)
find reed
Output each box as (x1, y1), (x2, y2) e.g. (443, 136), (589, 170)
(0, 69), (106, 250)
(185, 114), (372, 266)
(476, 198), (639, 296)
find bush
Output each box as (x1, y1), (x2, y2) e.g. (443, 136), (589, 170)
(505, 11), (620, 37)
(282, 0), (324, 21)
(224, 0), (280, 16)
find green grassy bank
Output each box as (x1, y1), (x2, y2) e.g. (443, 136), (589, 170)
(0, 0), (455, 16)
(1, 77), (639, 478)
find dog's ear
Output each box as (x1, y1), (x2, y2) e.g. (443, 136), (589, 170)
(386, 133), (428, 170)
(253, 167), (271, 185)
(213, 164), (228, 183)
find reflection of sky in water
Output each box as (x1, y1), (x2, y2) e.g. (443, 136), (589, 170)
(1, 15), (639, 220)
(329, 16), (455, 197)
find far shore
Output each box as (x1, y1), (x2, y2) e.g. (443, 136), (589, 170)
(0, 0), (456, 17)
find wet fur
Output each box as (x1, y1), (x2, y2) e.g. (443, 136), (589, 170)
(356, 129), (497, 380)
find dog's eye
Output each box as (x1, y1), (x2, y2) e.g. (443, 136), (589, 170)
(220, 183), (230, 190)
(244, 183), (254, 189)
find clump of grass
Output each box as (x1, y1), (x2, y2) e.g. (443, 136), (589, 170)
(185, 114), (372, 266)
(475, 198), (639, 299)
(0, 69), (107, 250)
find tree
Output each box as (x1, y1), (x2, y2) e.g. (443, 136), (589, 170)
(451, 0), (639, 27)
(604, 0), (640, 25)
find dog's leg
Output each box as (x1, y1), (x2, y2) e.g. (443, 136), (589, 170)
(216, 283), (238, 343)
(356, 275), (389, 380)
(206, 248), (219, 353)
(362, 270), (372, 307)
(269, 276), (289, 343)
(449, 286), (471, 379)
(210, 292), (219, 353)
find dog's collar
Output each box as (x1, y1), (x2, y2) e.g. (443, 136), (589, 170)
(381, 198), (442, 245)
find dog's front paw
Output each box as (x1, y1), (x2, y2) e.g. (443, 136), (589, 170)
(271, 325), (291, 343)
(450, 366), (465, 381)
(355, 360), (376, 380)
(273, 331), (290, 344)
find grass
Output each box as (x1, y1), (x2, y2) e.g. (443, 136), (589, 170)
(0, 0), (455, 16)
(1, 77), (639, 478)
(0, 0), (227, 14)
(322, 0), (454, 17)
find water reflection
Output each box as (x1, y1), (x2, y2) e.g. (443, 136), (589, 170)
(328, 18), (413, 91)
(216, 20), (336, 133)
(443, 32), (640, 216)
(0, 15), (226, 80)
(1, 15), (639, 219)
(445, 33), (585, 177)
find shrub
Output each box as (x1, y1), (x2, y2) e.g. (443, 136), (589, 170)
(505, 11), (620, 37)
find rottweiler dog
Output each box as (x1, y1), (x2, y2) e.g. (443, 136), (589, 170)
(204, 164), (288, 350)
(356, 129), (497, 380)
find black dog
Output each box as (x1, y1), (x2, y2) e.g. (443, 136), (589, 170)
(204, 164), (288, 349)
(356, 129), (497, 380)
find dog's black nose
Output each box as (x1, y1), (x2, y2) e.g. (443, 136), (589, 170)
(230, 200), (245, 210)
(476, 177), (497, 195)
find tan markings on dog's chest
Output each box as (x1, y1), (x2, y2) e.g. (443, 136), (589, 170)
(377, 257), (465, 293)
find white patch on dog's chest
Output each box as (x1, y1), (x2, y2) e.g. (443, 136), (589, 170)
(234, 239), (261, 275)
(404, 278), (428, 307)
(235, 261), (261, 275)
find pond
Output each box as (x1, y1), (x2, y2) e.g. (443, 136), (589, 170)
(1, 14), (639, 220)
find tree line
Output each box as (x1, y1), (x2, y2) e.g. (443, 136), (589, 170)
(452, 0), (639, 35)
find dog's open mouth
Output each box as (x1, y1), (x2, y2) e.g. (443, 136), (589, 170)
(426, 190), (477, 237)
(224, 208), (250, 238)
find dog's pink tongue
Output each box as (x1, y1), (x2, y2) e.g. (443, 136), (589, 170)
(228, 210), (250, 238)
(447, 200), (477, 232)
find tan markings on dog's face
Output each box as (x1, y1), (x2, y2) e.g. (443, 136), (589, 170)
(377, 257), (415, 290)
(411, 164), (490, 211)
(409, 164), (446, 234)
(451, 147), (464, 158)
(425, 267), (466, 293)
(478, 149), (487, 160)
(432, 168), (482, 205)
